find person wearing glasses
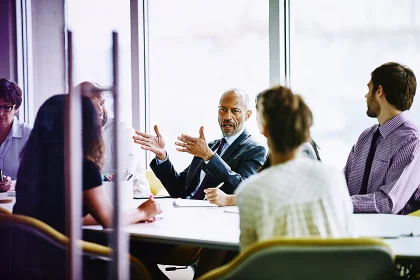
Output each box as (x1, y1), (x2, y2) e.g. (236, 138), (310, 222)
(0, 78), (31, 192)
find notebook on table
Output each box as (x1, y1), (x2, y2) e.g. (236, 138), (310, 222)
(7, 190), (16, 197)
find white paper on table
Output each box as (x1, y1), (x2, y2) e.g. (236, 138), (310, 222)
(172, 198), (218, 208)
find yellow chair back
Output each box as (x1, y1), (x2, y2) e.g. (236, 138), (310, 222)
(146, 170), (169, 196)
(408, 209), (420, 217)
(198, 238), (394, 280)
(0, 214), (151, 279)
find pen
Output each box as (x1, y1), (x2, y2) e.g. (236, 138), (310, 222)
(134, 196), (172, 199)
(124, 173), (133, 181)
(204, 182), (224, 200)
(215, 182), (224, 189)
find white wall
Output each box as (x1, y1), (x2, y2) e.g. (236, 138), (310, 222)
(30, 0), (66, 124)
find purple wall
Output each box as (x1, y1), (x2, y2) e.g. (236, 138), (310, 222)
(0, 0), (16, 81)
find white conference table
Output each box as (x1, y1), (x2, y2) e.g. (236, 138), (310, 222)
(1, 194), (419, 257)
(83, 198), (420, 257)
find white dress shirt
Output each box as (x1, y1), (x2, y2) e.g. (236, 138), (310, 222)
(102, 118), (151, 196)
(235, 157), (354, 251)
(0, 117), (31, 179)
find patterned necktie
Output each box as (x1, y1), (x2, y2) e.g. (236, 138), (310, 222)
(191, 138), (226, 200)
(360, 128), (381, 195)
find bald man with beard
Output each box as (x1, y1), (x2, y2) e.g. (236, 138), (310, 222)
(133, 88), (267, 200)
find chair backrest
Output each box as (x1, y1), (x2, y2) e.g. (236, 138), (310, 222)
(408, 209), (420, 217)
(0, 206), (12, 215)
(198, 238), (394, 280)
(146, 170), (168, 195)
(0, 214), (150, 280)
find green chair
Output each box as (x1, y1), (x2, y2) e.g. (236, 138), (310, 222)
(198, 238), (394, 280)
(0, 214), (151, 280)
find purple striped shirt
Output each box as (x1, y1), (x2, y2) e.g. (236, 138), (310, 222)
(344, 111), (420, 215)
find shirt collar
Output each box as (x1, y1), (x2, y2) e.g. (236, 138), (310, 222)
(10, 116), (23, 139)
(101, 117), (113, 131)
(223, 126), (245, 146)
(378, 111), (410, 139)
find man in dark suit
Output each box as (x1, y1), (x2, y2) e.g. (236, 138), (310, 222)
(133, 88), (266, 200)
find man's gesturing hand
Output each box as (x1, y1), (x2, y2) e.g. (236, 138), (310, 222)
(175, 126), (215, 161)
(133, 125), (166, 160)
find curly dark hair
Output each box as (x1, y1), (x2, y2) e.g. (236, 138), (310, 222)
(18, 94), (104, 176)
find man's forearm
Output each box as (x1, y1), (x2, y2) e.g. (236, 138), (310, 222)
(351, 192), (393, 214)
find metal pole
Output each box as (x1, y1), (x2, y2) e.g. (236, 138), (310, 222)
(269, 0), (280, 86)
(284, 0), (291, 87)
(130, 0), (141, 130)
(65, 30), (83, 280)
(110, 31), (130, 280)
(130, 0), (150, 166)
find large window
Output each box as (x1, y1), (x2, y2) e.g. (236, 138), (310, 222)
(67, 0), (132, 124)
(290, 0), (420, 167)
(149, 0), (269, 170)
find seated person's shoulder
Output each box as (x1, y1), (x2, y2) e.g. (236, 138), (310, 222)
(83, 159), (102, 189)
(18, 119), (32, 137)
(247, 135), (265, 146)
(300, 157), (337, 174)
(400, 120), (420, 139)
(103, 118), (135, 135)
(235, 171), (265, 196)
(358, 125), (377, 140)
(84, 158), (98, 168)
(244, 136), (267, 154)
(302, 158), (347, 189)
(118, 120), (136, 134)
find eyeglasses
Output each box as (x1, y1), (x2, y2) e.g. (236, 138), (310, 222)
(0, 105), (14, 112)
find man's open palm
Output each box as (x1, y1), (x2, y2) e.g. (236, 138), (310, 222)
(175, 126), (214, 160)
(133, 125), (166, 160)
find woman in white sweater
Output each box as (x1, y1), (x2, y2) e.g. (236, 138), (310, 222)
(235, 85), (354, 251)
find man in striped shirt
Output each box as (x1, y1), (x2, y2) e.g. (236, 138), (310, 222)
(344, 62), (420, 215)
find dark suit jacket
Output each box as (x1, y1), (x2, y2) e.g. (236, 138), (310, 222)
(150, 129), (266, 198)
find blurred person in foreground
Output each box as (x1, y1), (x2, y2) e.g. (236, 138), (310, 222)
(344, 62), (420, 214)
(193, 86), (348, 278)
(13, 94), (160, 232)
(13, 94), (162, 279)
(77, 81), (151, 197)
(236, 85), (354, 251)
(0, 78), (31, 191)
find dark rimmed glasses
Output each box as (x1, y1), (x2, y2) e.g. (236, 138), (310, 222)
(0, 105), (14, 112)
